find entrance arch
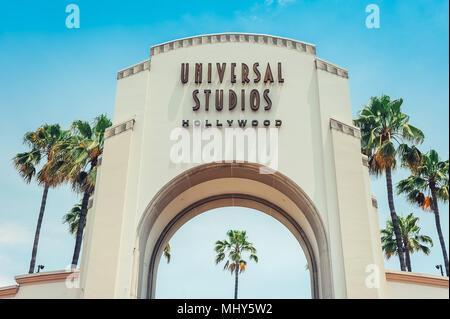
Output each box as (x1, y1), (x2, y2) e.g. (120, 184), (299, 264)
(134, 162), (334, 299)
(78, 33), (389, 299)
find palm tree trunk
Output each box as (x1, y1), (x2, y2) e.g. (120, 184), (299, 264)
(70, 190), (90, 268)
(234, 262), (239, 299)
(430, 183), (449, 276)
(28, 184), (49, 273)
(385, 166), (407, 271)
(405, 250), (412, 272)
(403, 239), (412, 272)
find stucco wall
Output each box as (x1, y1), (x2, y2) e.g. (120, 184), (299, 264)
(0, 270), (81, 299)
(9, 281), (80, 299)
(385, 271), (449, 299)
(387, 281), (448, 299)
(78, 33), (386, 298)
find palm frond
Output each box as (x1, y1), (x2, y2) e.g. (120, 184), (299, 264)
(214, 230), (258, 275)
(381, 213), (432, 260)
(163, 243), (171, 264)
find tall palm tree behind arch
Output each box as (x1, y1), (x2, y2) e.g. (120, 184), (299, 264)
(397, 148), (449, 276)
(215, 230), (258, 299)
(354, 95), (424, 271)
(52, 115), (112, 268)
(13, 124), (68, 273)
(63, 202), (82, 235)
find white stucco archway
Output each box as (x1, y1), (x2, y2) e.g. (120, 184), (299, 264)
(134, 162), (334, 299)
(78, 33), (390, 300)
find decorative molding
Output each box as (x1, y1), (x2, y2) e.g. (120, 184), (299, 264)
(104, 119), (135, 140)
(149, 33), (316, 57)
(386, 270), (449, 288)
(329, 118), (361, 138)
(371, 196), (378, 209)
(315, 58), (349, 78)
(0, 285), (19, 298)
(14, 269), (78, 285)
(362, 155), (369, 167)
(120, 34), (350, 81)
(117, 60), (150, 80)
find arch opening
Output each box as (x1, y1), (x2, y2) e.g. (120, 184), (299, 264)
(134, 163), (334, 299)
(155, 206), (313, 298)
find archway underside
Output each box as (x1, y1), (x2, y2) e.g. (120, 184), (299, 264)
(134, 163), (333, 299)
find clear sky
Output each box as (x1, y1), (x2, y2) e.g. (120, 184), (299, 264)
(0, 0), (448, 298)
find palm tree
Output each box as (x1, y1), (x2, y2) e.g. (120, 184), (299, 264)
(214, 230), (258, 299)
(63, 202), (82, 235)
(381, 213), (433, 272)
(163, 243), (171, 263)
(53, 115), (112, 268)
(354, 95), (424, 271)
(13, 124), (68, 273)
(397, 149), (449, 276)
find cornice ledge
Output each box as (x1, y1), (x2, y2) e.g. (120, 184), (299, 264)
(14, 269), (79, 285)
(329, 118), (361, 138)
(117, 59), (150, 80)
(386, 270), (449, 288)
(104, 118), (135, 140)
(0, 285), (19, 298)
(315, 58), (349, 79)
(149, 33), (316, 57)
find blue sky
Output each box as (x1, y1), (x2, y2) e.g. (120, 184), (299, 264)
(0, 0), (448, 297)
